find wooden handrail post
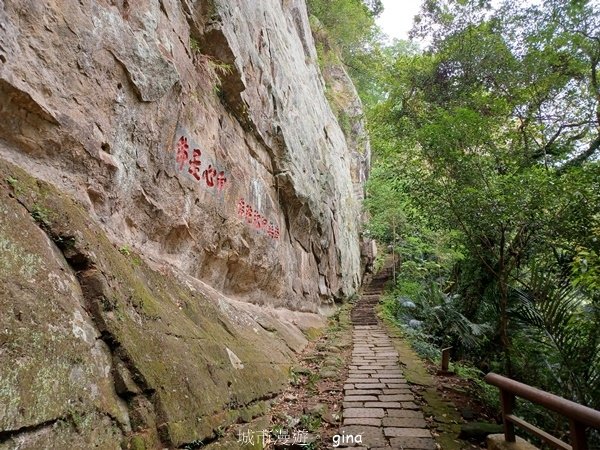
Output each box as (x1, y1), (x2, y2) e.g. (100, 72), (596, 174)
(501, 388), (516, 442)
(485, 372), (600, 448)
(441, 347), (451, 372)
(570, 419), (588, 450)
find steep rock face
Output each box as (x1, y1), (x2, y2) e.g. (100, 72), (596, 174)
(309, 17), (371, 204)
(0, 0), (362, 309)
(321, 62), (371, 203)
(0, 0), (368, 447)
(0, 161), (317, 448)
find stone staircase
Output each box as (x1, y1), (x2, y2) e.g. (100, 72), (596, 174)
(340, 263), (437, 449)
(351, 266), (392, 326)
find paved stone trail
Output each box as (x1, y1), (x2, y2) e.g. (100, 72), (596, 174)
(339, 268), (437, 450)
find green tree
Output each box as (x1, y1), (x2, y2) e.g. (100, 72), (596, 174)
(411, 0), (600, 168)
(372, 0), (600, 389)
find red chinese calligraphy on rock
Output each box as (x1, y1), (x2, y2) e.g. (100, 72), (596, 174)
(237, 198), (280, 240)
(253, 211), (262, 229)
(237, 199), (246, 217)
(176, 136), (189, 171)
(202, 164), (217, 187)
(217, 171), (227, 192)
(188, 148), (202, 181)
(267, 223), (280, 239)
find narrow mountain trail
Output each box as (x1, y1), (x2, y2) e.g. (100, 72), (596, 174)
(338, 266), (438, 450)
(201, 264), (466, 449)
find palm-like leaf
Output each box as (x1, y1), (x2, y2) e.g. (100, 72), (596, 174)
(514, 267), (600, 408)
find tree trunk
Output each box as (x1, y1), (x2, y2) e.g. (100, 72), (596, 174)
(498, 230), (512, 377)
(499, 277), (512, 377)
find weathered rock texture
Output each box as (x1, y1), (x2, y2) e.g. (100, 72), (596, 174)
(310, 17), (371, 203)
(0, 0), (369, 448)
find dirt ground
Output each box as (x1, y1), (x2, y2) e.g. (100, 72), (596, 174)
(266, 302), (354, 449)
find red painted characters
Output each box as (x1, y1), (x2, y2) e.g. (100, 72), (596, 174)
(217, 171), (227, 192)
(174, 133), (279, 241)
(188, 148), (202, 181)
(237, 198), (280, 240)
(176, 136), (189, 171)
(174, 134), (228, 191)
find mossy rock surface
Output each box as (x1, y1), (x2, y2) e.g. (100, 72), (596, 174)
(459, 422), (504, 441)
(0, 168), (126, 448)
(0, 161), (297, 447)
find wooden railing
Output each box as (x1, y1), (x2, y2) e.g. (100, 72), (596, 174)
(485, 373), (600, 450)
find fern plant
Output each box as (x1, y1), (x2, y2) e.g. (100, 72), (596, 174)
(398, 281), (492, 352)
(514, 268), (600, 410)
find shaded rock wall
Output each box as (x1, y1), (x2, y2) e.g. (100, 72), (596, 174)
(0, 0), (365, 309)
(320, 55), (371, 205)
(309, 17), (371, 204)
(0, 161), (317, 448)
(0, 0), (369, 447)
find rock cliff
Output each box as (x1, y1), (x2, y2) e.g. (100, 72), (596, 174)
(0, 0), (369, 448)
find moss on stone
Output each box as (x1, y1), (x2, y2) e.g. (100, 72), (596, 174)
(238, 401), (269, 423)
(0, 160), (294, 447)
(303, 326), (322, 341)
(128, 435), (147, 450)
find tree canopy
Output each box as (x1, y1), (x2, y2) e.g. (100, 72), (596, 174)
(310, 0), (600, 444)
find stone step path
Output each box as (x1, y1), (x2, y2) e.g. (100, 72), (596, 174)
(351, 269), (389, 326)
(339, 265), (437, 449)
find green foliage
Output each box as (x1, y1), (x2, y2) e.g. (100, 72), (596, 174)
(307, 0), (378, 56)
(188, 36), (233, 97)
(380, 293), (399, 324)
(30, 204), (52, 227)
(454, 362), (501, 413)
(306, 372), (321, 392)
(361, 0), (600, 437)
(310, 0), (599, 440)
(306, 0), (399, 107)
(118, 245), (142, 267)
(372, 251), (386, 273)
(206, 59), (233, 78)
(572, 212), (600, 292)
(390, 281), (491, 352)
(514, 273), (600, 409)
(6, 176), (23, 195)
(189, 37), (201, 54)
(289, 368), (301, 387)
(299, 413), (322, 433)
